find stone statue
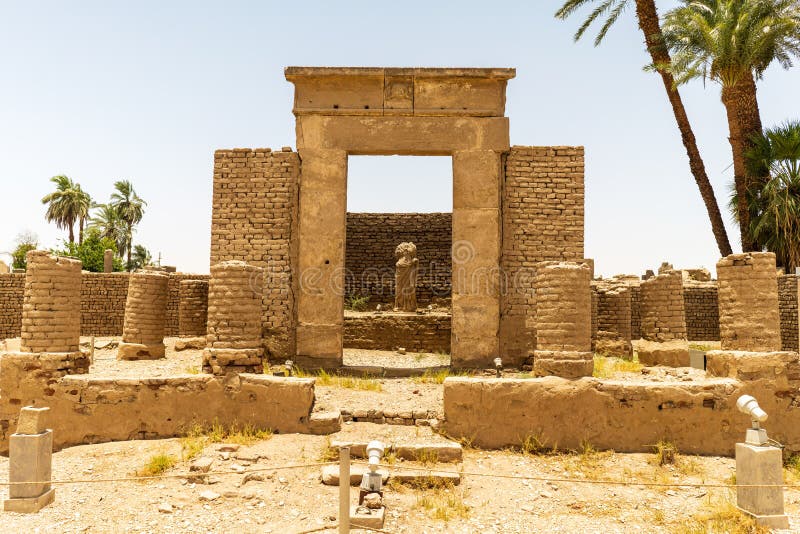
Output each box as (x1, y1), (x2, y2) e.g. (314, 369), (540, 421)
(394, 242), (418, 312)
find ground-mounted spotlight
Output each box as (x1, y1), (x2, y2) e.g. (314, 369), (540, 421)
(736, 395), (768, 446)
(494, 357), (503, 378)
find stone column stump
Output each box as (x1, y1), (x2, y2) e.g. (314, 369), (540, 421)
(638, 270), (690, 367)
(117, 270), (169, 360)
(706, 253), (795, 377)
(203, 261), (264, 375)
(18, 250), (88, 373)
(533, 261), (593, 378)
(717, 252), (781, 352)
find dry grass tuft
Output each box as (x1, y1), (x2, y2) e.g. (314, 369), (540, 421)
(412, 369), (474, 385)
(180, 421), (272, 460)
(414, 483), (470, 522)
(592, 355), (643, 378)
(675, 493), (768, 534)
(137, 453), (177, 477)
(294, 368), (382, 391)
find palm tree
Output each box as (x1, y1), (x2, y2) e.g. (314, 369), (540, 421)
(41, 175), (86, 244)
(110, 180), (146, 270)
(131, 245), (153, 270)
(556, 0), (733, 256)
(662, 0), (800, 251)
(75, 185), (92, 245)
(742, 120), (800, 271)
(89, 203), (126, 252)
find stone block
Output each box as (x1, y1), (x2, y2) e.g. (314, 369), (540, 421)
(15, 406), (49, 435)
(350, 504), (385, 530)
(321, 464), (388, 486)
(308, 411), (342, 435)
(637, 340), (690, 367)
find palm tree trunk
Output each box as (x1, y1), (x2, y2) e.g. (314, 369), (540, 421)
(79, 217), (85, 245)
(127, 231), (133, 271)
(721, 72), (764, 252)
(634, 0), (733, 257)
(68, 222), (75, 244)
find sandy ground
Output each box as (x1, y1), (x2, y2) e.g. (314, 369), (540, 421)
(4, 336), (791, 532)
(1, 423), (799, 533)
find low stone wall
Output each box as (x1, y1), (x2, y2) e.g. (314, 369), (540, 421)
(443, 365), (800, 455)
(0, 274), (24, 341)
(343, 313), (450, 353)
(779, 274), (799, 352)
(0, 351), (315, 452)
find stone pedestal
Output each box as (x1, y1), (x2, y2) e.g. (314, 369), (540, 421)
(735, 443), (789, 529)
(118, 271), (168, 361)
(533, 262), (593, 378)
(4, 407), (55, 513)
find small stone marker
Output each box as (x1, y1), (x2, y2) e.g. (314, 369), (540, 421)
(4, 406), (55, 513)
(15, 406), (49, 435)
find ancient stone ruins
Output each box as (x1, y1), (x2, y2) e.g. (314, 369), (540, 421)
(1, 68), (800, 523)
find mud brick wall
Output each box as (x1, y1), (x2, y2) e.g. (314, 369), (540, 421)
(717, 252), (781, 352)
(0, 274), (24, 340)
(779, 274), (799, 352)
(639, 271), (687, 342)
(596, 285), (632, 341)
(684, 282), (720, 341)
(210, 148), (299, 358)
(166, 274), (210, 337)
(630, 284), (641, 340)
(80, 273), (130, 336)
(179, 280), (209, 337)
(501, 146), (585, 364)
(343, 313), (451, 353)
(345, 213), (451, 304)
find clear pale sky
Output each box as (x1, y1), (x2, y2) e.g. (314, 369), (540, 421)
(1, 1), (798, 276)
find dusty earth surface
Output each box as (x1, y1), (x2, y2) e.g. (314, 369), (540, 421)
(3, 336), (796, 532)
(1, 422), (799, 533)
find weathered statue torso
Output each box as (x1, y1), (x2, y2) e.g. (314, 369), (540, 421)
(394, 242), (418, 312)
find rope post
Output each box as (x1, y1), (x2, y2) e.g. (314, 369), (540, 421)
(339, 446), (350, 534)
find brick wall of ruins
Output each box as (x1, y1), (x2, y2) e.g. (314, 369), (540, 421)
(80, 273), (130, 336)
(345, 213), (451, 304)
(500, 146), (585, 364)
(779, 274), (799, 352)
(210, 148), (299, 358)
(1, 272), (208, 340)
(166, 273), (210, 336)
(0, 274), (24, 340)
(684, 282), (720, 341)
(343, 313), (451, 354)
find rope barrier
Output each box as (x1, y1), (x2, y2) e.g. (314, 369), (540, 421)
(0, 461), (337, 487)
(350, 460), (800, 490)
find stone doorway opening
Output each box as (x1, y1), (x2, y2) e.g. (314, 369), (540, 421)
(342, 155), (453, 370)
